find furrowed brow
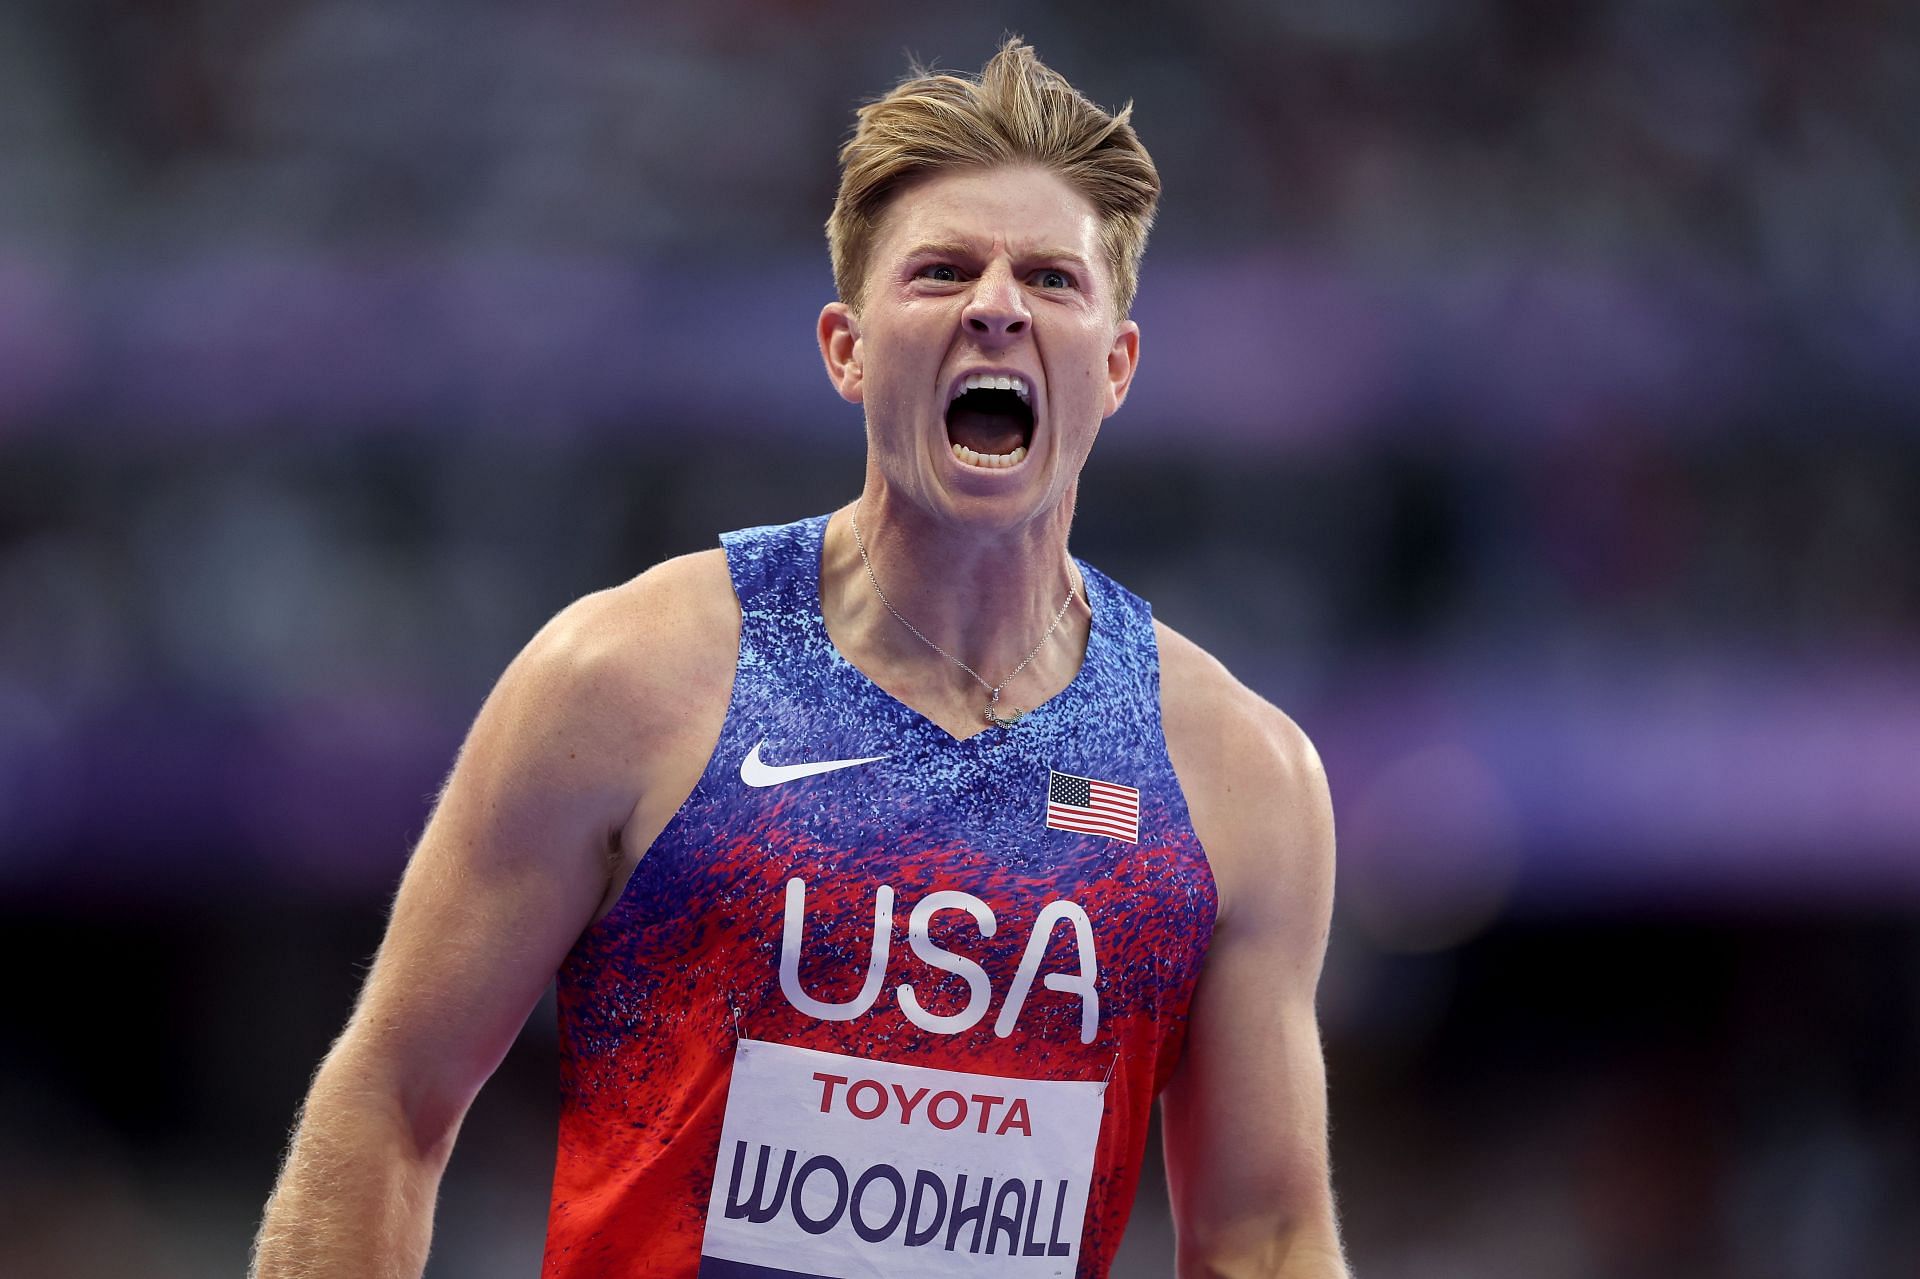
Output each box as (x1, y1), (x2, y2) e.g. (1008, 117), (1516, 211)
(900, 240), (976, 261)
(1024, 247), (1094, 271)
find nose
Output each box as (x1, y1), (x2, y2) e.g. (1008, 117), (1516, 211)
(962, 262), (1029, 340)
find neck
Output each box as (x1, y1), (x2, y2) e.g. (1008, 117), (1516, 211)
(823, 485), (1090, 734)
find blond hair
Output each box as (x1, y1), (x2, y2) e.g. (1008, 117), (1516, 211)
(828, 37), (1161, 320)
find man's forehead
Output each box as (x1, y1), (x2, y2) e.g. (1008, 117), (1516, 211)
(874, 167), (1102, 258)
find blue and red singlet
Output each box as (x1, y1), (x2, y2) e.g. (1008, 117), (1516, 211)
(541, 515), (1217, 1278)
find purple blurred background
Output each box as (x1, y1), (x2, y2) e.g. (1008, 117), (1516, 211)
(2, 2), (1916, 1275)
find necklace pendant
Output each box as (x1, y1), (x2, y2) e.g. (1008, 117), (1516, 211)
(984, 703), (1026, 729)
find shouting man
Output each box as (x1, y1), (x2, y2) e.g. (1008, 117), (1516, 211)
(255, 39), (1346, 1279)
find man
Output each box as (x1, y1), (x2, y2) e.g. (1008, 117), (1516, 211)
(254, 39), (1345, 1279)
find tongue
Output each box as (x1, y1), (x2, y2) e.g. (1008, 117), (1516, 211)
(947, 405), (1027, 456)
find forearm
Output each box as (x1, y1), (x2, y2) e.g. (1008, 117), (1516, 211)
(252, 1055), (456, 1279)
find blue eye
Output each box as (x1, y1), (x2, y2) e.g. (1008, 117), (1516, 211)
(1034, 269), (1073, 290)
(920, 264), (960, 282)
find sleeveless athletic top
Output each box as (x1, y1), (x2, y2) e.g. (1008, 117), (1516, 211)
(541, 514), (1217, 1279)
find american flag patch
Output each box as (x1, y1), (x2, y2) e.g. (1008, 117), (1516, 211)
(1046, 770), (1141, 843)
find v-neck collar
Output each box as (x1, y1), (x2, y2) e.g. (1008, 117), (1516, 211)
(800, 513), (1103, 747)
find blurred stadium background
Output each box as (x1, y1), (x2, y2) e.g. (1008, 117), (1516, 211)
(3, 1), (1917, 1275)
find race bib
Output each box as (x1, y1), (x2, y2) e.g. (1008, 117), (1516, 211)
(698, 1039), (1105, 1278)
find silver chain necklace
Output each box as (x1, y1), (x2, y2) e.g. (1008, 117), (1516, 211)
(848, 504), (1078, 728)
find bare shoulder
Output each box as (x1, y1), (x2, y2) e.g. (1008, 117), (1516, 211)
(524, 548), (739, 719)
(461, 549), (740, 830)
(1154, 620), (1334, 938)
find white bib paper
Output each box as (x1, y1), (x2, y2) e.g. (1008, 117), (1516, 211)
(698, 1039), (1105, 1278)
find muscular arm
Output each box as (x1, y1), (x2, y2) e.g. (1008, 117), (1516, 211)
(252, 553), (736, 1278)
(1158, 626), (1347, 1279)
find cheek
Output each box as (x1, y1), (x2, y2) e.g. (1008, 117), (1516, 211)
(865, 380), (933, 453)
(873, 377), (923, 425)
(1061, 352), (1109, 407)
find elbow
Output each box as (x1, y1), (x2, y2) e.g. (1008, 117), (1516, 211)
(1174, 1216), (1349, 1279)
(307, 1033), (466, 1174)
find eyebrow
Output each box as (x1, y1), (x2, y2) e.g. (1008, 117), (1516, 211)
(901, 241), (1096, 273)
(1024, 248), (1095, 270)
(900, 240), (974, 261)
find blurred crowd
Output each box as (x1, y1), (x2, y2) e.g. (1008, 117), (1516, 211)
(7, 1), (1918, 279)
(2, 2), (1917, 1276)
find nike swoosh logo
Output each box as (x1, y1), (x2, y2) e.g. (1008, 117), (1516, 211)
(739, 741), (887, 788)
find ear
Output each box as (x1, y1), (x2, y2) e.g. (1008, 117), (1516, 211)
(818, 302), (864, 404)
(1103, 318), (1140, 417)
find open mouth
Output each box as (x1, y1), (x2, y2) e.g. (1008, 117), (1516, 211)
(945, 373), (1034, 469)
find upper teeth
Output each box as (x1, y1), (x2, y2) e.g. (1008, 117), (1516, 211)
(957, 372), (1031, 403)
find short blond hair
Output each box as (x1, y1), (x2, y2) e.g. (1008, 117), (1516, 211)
(828, 38), (1161, 320)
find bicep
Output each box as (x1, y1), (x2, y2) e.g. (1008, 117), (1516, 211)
(1160, 918), (1334, 1245)
(1160, 696), (1342, 1267)
(327, 615), (641, 1153)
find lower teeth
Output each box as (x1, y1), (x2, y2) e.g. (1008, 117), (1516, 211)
(952, 443), (1028, 468)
